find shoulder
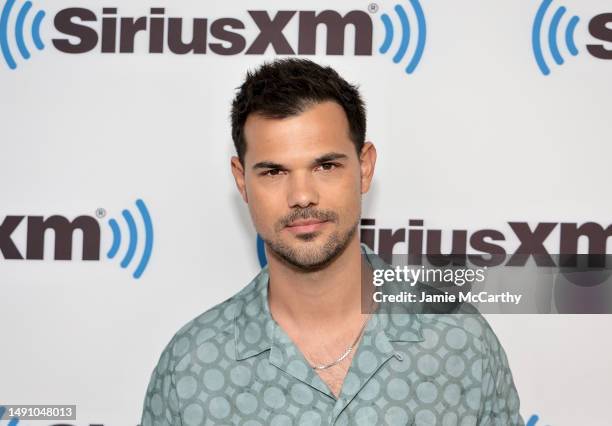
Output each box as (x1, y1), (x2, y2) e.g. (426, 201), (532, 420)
(142, 274), (266, 423)
(153, 273), (263, 376)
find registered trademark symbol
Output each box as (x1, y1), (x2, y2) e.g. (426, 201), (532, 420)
(368, 3), (379, 13)
(96, 208), (106, 218)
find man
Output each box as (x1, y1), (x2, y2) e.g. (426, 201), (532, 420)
(141, 58), (524, 425)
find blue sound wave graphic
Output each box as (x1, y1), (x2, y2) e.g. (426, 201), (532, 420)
(0, 407), (19, 426)
(107, 199), (154, 279)
(526, 414), (552, 426)
(532, 0), (580, 75)
(0, 0), (45, 69)
(379, 0), (427, 74)
(526, 414), (539, 426)
(257, 234), (267, 268)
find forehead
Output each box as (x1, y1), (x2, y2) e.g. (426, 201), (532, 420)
(242, 101), (354, 165)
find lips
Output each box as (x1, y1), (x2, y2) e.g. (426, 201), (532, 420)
(285, 219), (329, 234)
(287, 219), (326, 227)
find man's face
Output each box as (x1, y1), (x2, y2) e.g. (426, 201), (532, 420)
(231, 100), (375, 271)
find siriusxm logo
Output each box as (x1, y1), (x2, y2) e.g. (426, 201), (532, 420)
(1, 1), (428, 74)
(532, 0), (612, 75)
(0, 198), (154, 279)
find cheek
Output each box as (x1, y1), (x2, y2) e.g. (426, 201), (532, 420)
(330, 177), (362, 219)
(246, 184), (282, 230)
(341, 170), (363, 198)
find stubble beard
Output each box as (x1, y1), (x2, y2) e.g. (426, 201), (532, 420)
(263, 219), (359, 272)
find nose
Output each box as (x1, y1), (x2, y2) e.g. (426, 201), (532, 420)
(287, 170), (319, 208)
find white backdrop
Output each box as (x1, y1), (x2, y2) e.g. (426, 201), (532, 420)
(2, 0), (612, 425)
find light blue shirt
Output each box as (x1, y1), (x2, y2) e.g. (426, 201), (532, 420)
(141, 244), (524, 425)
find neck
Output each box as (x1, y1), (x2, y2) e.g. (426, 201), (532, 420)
(266, 235), (365, 328)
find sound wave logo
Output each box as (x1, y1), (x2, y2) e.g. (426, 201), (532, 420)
(526, 414), (551, 426)
(378, 0), (427, 74)
(532, 0), (580, 75)
(0, 407), (19, 426)
(0, 0), (45, 70)
(257, 234), (267, 268)
(106, 199), (154, 279)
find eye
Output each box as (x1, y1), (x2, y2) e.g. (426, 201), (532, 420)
(316, 162), (339, 172)
(261, 169), (285, 177)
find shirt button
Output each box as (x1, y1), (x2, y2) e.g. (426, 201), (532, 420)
(394, 352), (404, 361)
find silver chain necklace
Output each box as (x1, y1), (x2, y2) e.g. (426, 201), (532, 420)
(309, 313), (371, 370)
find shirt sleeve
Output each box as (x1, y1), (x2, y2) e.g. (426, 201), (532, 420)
(477, 323), (525, 426)
(140, 337), (183, 426)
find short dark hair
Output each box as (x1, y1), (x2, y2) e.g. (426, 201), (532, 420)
(230, 58), (366, 165)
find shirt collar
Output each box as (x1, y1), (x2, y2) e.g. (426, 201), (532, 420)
(234, 243), (424, 361)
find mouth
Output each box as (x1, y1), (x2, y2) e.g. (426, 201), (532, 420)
(285, 219), (329, 234)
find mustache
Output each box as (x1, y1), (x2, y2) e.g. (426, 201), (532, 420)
(277, 208), (338, 230)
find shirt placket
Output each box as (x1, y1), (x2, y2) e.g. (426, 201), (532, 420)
(328, 314), (399, 425)
(267, 321), (338, 407)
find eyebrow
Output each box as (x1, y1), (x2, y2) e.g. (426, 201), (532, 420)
(252, 152), (349, 170)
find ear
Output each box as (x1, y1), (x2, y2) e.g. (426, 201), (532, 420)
(359, 142), (377, 194)
(230, 156), (248, 203)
